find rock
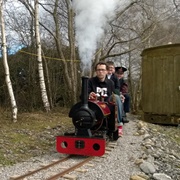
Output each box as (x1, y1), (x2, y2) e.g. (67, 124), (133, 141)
(138, 129), (146, 135)
(140, 161), (156, 174)
(134, 158), (144, 165)
(130, 175), (146, 180)
(138, 173), (150, 179)
(137, 121), (145, 129)
(143, 133), (152, 140)
(137, 121), (180, 180)
(153, 173), (172, 180)
(134, 132), (140, 136)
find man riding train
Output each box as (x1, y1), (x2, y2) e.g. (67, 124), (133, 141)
(88, 62), (129, 137)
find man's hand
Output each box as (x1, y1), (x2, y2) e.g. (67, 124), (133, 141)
(89, 92), (97, 99)
(120, 94), (125, 103)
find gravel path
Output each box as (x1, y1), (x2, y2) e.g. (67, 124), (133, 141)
(0, 114), (179, 180)
(77, 114), (144, 180)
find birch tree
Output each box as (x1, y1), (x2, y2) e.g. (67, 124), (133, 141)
(34, 0), (50, 112)
(0, 0), (18, 122)
(41, 0), (78, 105)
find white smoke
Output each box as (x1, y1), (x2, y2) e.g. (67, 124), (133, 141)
(72, 0), (118, 74)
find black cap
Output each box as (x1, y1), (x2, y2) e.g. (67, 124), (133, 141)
(115, 66), (127, 73)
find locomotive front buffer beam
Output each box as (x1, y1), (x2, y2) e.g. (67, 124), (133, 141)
(56, 136), (106, 156)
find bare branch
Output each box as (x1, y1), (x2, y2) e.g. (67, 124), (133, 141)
(173, 0), (179, 9)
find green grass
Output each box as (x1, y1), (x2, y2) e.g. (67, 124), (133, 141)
(0, 108), (179, 166)
(0, 108), (73, 166)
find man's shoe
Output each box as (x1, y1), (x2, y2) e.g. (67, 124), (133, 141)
(118, 126), (123, 137)
(122, 117), (129, 123)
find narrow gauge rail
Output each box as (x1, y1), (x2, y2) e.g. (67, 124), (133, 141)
(10, 155), (94, 180)
(46, 156), (94, 180)
(46, 140), (117, 179)
(10, 142), (116, 180)
(10, 155), (72, 180)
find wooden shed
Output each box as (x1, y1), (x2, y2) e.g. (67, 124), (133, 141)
(141, 44), (180, 125)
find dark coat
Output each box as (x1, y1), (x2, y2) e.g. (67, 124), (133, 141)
(109, 73), (120, 95)
(110, 74), (120, 89)
(119, 78), (128, 94)
(88, 76), (115, 101)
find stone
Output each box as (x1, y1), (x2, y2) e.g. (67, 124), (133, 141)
(140, 161), (156, 174)
(130, 175), (146, 180)
(153, 173), (172, 180)
(134, 158), (144, 165)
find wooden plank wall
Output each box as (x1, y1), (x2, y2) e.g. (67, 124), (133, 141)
(174, 55), (180, 114)
(152, 56), (163, 114)
(142, 44), (180, 115)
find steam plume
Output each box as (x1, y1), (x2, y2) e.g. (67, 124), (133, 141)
(72, 0), (117, 74)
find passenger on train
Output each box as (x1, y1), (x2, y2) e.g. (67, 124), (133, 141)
(88, 62), (124, 136)
(106, 61), (120, 94)
(106, 61), (128, 124)
(115, 66), (130, 123)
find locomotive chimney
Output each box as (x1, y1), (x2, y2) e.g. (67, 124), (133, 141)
(81, 76), (89, 107)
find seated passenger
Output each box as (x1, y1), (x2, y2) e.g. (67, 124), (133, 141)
(106, 61), (120, 94)
(115, 66), (130, 123)
(106, 61), (129, 123)
(88, 62), (124, 136)
(106, 61), (125, 103)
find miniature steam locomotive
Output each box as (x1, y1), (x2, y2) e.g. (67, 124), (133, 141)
(56, 77), (119, 156)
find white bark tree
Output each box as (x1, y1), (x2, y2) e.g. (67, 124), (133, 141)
(0, 0), (18, 122)
(34, 0), (50, 112)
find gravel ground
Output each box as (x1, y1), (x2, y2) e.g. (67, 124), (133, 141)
(0, 114), (179, 180)
(77, 114), (145, 180)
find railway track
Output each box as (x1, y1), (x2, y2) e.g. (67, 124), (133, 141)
(46, 156), (94, 180)
(10, 142), (117, 180)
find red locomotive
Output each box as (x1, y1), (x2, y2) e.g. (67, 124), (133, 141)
(56, 76), (119, 156)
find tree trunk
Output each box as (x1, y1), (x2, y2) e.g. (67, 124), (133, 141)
(42, 50), (53, 109)
(66, 0), (78, 103)
(0, 0), (18, 122)
(34, 0), (50, 112)
(53, 0), (78, 105)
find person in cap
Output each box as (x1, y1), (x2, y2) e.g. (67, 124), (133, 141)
(88, 62), (124, 136)
(115, 66), (130, 123)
